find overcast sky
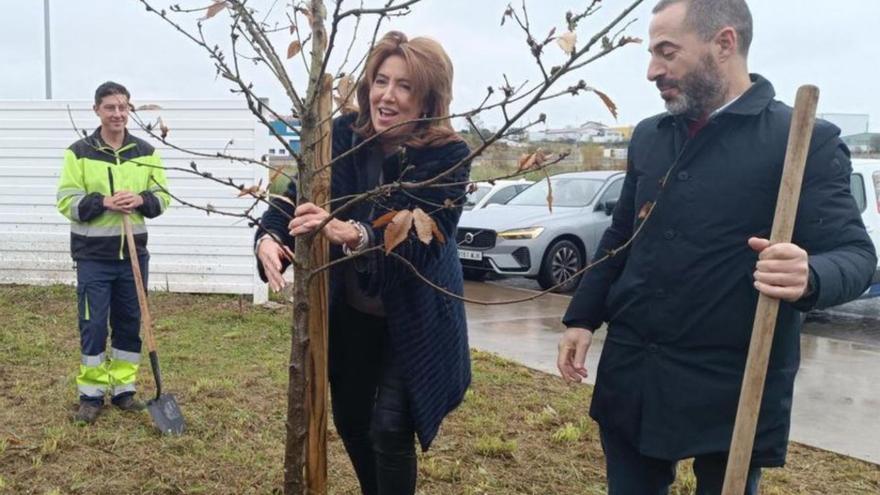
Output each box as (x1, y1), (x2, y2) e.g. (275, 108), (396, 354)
(2, 0), (878, 132)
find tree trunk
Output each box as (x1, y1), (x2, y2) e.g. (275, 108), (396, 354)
(285, 2), (330, 494)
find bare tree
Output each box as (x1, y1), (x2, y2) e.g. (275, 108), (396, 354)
(135, 1), (646, 493)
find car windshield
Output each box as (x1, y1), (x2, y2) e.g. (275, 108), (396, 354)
(508, 178), (604, 207)
(464, 185), (491, 210)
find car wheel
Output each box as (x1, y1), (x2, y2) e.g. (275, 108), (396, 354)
(537, 239), (583, 293)
(463, 268), (488, 281)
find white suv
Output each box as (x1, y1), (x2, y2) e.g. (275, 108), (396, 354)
(850, 158), (880, 297)
(463, 179), (532, 211)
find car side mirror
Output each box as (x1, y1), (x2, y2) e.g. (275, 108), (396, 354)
(602, 199), (617, 216)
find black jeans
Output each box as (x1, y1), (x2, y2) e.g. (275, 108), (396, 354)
(600, 427), (762, 495)
(330, 304), (417, 495)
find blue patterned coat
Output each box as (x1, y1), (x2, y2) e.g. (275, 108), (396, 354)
(257, 114), (471, 449)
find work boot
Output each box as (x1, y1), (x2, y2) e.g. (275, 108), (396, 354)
(74, 402), (102, 424)
(113, 394), (146, 412)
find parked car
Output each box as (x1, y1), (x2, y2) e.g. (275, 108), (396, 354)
(457, 170), (625, 292)
(849, 158), (880, 297)
(463, 179), (533, 210)
(457, 160), (880, 296)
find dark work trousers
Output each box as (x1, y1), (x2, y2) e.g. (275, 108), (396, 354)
(600, 427), (762, 495)
(76, 257), (147, 404)
(329, 304), (417, 495)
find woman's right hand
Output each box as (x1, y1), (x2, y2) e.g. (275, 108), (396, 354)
(257, 237), (292, 292)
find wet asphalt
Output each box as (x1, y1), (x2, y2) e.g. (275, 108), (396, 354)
(463, 278), (880, 464)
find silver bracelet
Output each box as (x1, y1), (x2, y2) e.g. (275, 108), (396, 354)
(342, 220), (368, 255)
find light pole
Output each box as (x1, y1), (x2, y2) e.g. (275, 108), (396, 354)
(44, 0), (52, 99)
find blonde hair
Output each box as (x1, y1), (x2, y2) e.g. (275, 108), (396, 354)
(352, 31), (461, 148)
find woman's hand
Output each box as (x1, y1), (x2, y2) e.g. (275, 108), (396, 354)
(257, 236), (293, 292)
(289, 202), (361, 248)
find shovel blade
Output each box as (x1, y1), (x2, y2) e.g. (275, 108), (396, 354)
(147, 394), (185, 436)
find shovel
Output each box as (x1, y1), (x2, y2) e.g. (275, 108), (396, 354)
(123, 215), (186, 435)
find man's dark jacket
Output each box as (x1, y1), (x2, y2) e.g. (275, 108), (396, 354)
(257, 114), (472, 450)
(563, 75), (876, 466)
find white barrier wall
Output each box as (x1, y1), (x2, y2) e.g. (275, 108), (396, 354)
(0, 100), (269, 303)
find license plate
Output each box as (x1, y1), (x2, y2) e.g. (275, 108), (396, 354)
(458, 249), (483, 261)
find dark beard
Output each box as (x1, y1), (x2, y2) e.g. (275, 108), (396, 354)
(664, 54), (727, 119)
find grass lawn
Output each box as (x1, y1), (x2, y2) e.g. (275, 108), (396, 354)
(1, 285), (878, 494)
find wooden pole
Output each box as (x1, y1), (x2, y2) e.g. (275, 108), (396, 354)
(305, 73), (332, 494)
(722, 85), (819, 494)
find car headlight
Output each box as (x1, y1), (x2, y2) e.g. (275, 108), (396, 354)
(497, 227), (545, 240)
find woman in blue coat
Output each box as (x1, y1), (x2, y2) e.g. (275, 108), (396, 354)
(255, 31), (471, 495)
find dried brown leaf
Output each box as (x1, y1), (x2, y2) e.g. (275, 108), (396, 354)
(517, 152), (536, 173)
(204, 1), (227, 19)
(557, 31), (577, 55)
(287, 40), (302, 59)
(517, 148), (547, 173)
(384, 210), (413, 254)
(534, 148), (547, 167)
(158, 116), (169, 140)
(237, 185), (263, 197)
(372, 209), (398, 229)
(593, 88), (618, 120)
(638, 201), (654, 220)
(443, 198), (456, 209)
(431, 222), (446, 244)
(334, 74), (359, 114)
(412, 208), (435, 245)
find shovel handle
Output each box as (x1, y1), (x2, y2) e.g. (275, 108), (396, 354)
(123, 216), (162, 399)
(722, 85), (820, 494)
(122, 216), (158, 355)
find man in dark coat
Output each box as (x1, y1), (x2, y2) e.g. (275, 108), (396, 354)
(557, 0), (877, 493)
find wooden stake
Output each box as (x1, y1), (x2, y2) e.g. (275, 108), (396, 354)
(722, 85), (820, 494)
(305, 73), (332, 494)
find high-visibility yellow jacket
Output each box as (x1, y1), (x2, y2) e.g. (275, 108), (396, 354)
(57, 128), (170, 260)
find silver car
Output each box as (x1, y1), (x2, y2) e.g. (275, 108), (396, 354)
(456, 170), (625, 292)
